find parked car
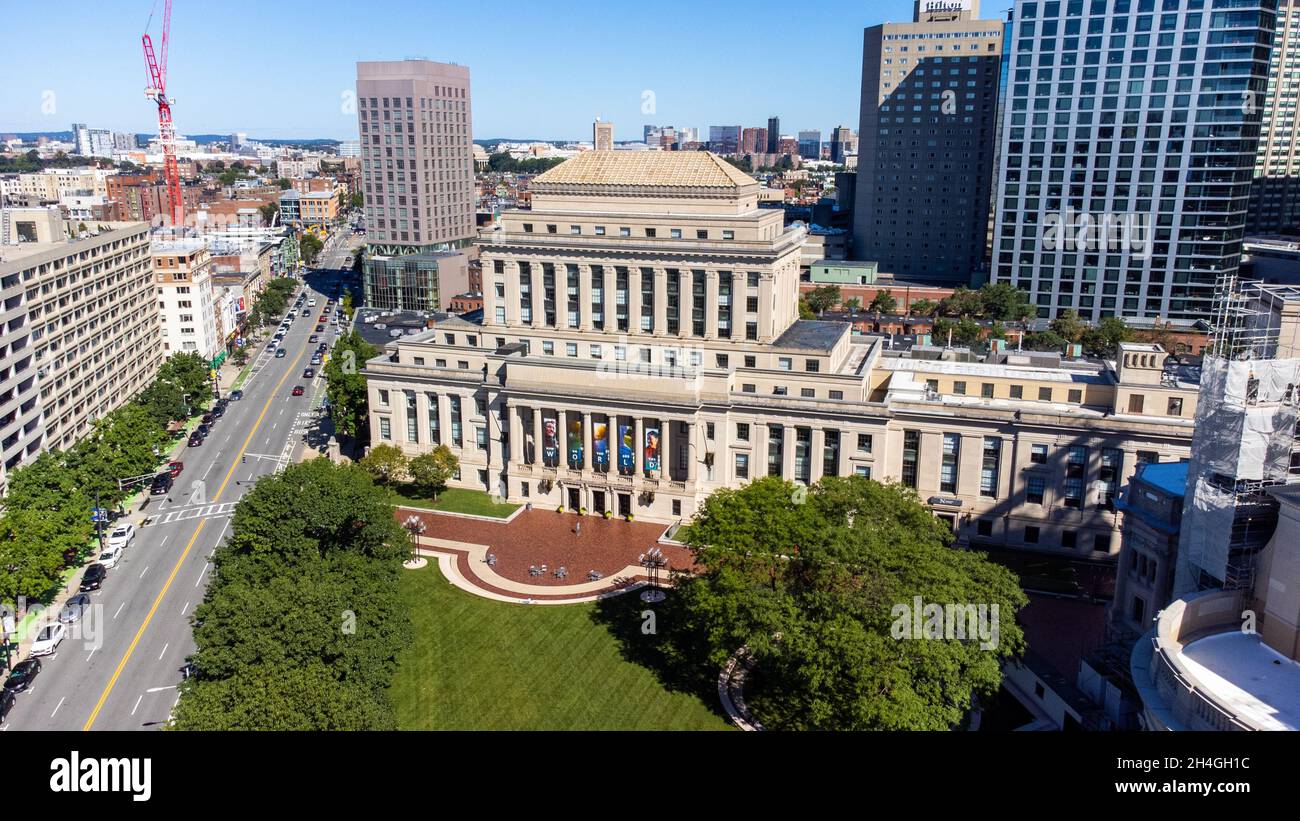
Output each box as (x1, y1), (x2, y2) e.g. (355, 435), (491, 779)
(59, 593), (91, 624)
(188, 432), (204, 447)
(302, 309), (311, 317)
(79, 564), (106, 592)
(210, 402), (226, 419)
(108, 523), (134, 549)
(309, 335), (319, 343)
(150, 473), (173, 495)
(3, 658), (40, 693)
(310, 356), (322, 366)
(168, 460), (184, 477)
(29, 623), (66, 657)
(229, 390), (244, 401)
(276, 348), (287, 358)
(315, 325), (325, 333)
(201, 413), (214, 425)
(196, 424), (212, 437)
(0, 688), (14, 720)
(292, 386), (305, 397)
(303, 368), (315, 379)
(98, 545), (123, 570)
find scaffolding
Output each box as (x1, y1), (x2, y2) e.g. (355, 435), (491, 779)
(1176, 275), (1300, 595)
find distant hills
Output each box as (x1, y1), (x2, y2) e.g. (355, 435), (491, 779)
(1, 131), (342, 149)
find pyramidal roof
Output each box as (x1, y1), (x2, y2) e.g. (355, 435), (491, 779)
(533, 150), (758, 190)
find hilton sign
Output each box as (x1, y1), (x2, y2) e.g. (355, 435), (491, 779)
(920, 0), (974, 17)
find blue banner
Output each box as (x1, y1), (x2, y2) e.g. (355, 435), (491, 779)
(593, 422), (609, 467)
(618, 425), (634, 469)
(568, 419), (583, 466)
(543, 417), (559, 465)
(644, 426), (661, 472)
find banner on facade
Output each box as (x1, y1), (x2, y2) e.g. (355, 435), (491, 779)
(618, 425), (634, 470)
(593, 422), (609, 467)
(543, 417), (559, 465)
(644, 426), (661, 472)
(568, 418), (583, 466)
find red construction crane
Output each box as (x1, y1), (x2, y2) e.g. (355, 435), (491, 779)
(142, 0), (184, 228)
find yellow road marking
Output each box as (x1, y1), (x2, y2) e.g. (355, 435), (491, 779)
(82, 342), (309, 731)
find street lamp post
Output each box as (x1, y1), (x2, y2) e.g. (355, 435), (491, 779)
(639, 547), (667, 603)
(403, 515), (426, 564)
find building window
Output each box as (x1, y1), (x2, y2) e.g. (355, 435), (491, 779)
(778, 357), (792, 371)
(1063, 445), (1087, 508)
(982, 383), (994, 398)
(1038, 387), (1052, 401)
(857, 433), (873, 452)
(736, 423), (750, 441)
(940, 433), (960, 494)
(1167, 397), (1183, 416)
(767, 425), (784, 477)
(1062, 530), (1077, 549)
(901, 430), (920, 488)
(823, 430), (840, 478)
(735, 452), (749, 480)
(1010, 385), (1023, 399)
(977, 519), (993, 537)
(855, 465), (871, 478)
(379, 417), (391, 440)
(1098, 448), (1122, 510)
(1030, 443), (1048, 464)
(566, 343), (578, 357)
(980, 437), (1000, 498)
(1068, 389), (1082, 403)
(1024, 526), (1040, 544)
(1094, 534), (1113, 553)
(953, 381), (966, 396)
(1026, 475), (1045, 505)
(1128, 394), (1145, 414)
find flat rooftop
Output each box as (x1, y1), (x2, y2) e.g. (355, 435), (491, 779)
(1179, 632), (1300, 731)
(773, 319), (848, 352)
(880, 356), (1108, 385)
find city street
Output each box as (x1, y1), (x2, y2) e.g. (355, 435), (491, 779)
(0, 234), (359, 731)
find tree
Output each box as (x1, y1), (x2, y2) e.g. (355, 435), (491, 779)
(1022, 330), (1069, 352)
(360, 444), (409, 486)
(844, 297), (862, 314)
(299, 232), (323, 266)
(910, 298), (939, 317)
(1049, 310), (1087, 344)
(350, 191), (363, 210)
(172, 459), (410, 730)
(1081, 316), (1134, 358)
(868, 289), (897, 314)
(977, 282), (1035, 322)
(797, 298), (816, 320)
(275, 178), (292, 190)
(325, 330), (379, 441)
(0, 509), (83, 609)
(666, 476), (1027, 730)
(937, 287), (985, 318)
(259, 202), (279, 226)
(805, 284), (841, 314)
(408, 447), (459, 500)
(931, 317), (983, 348)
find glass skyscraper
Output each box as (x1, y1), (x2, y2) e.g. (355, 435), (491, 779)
(990, 0), (1276, 321)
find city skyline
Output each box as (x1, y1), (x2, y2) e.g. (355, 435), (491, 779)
(0, 0), (1007, 141)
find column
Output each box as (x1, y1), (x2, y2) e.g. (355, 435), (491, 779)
(680, 273), (694, 339)
(510, 405), (523, 463)
(437, 394), (452, 450)
(635, 417), (645, 475)
(732, 276), (746, 341)
(607, 414), (618, 474)
(628, 267), (642, 336)
(705, 270), (720, 340)
(530, 261), (544, 328)
(758, 274), (774, 342)
(579, 264), (594, 330)
(533, 406), (544, 467)
(504, 261), (521, 326)
(558, 409), (568, 468)
(686, 422), (698, 483)
(811, 428), (826, 483)
(782, 424), (795, 480)
(660, 419), (671, 479)
(582, 411), (593, 470)
(603, 265), (616, 333)
(654, 269), (668, 336)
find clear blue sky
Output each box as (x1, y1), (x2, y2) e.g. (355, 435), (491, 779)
(1, 0), (1008, 142)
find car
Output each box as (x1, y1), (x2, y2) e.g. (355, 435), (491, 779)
(310, 357), (322, 366)
(302, 309), (311, 317)
(97, 545), (123, 569)
(168, 460), (184, 477)
(3, 658), (40, 693)
(210, 402), (226, 419)
(319, 315), (328, 322)
(292, 386), (305, 397)
(0, 688), (14, 721)
(196, 423), (212, 437)
(29, 623), (66, 657)
(303, 368), (315, 379)
(201, 413), (214, 425)
(229, 390), (244, 401)
(79, 564), (106, 592)
(275, 348), (287, 358)
(315, 325), (325, 333)
(188, 432), (204, 447)
(59, 593), (91, 624)
(309, 335), (319, 343)
(150, 473), (173, 495)
(108, 523), (134, 549)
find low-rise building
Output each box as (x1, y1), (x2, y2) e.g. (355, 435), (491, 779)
(152, 240), (221, 365)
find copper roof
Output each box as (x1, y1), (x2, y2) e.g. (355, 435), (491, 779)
(533, 150), (757, 190)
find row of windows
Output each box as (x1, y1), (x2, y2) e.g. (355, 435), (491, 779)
(521, 223), (737, 241)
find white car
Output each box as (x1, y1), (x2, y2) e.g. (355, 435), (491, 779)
(30, 622), (66, 657)
(98, 545), (124, 569)
(107, 523), (135, 551)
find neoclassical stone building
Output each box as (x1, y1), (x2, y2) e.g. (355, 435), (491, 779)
(363, 151), (1199, 557)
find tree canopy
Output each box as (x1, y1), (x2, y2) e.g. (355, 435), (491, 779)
(325, 330), (380, 441)
(664, 476), (1027, 730)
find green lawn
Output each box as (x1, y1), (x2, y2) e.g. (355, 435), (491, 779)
(390, 486), (519, 518)
(390, 564), (733, 730)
